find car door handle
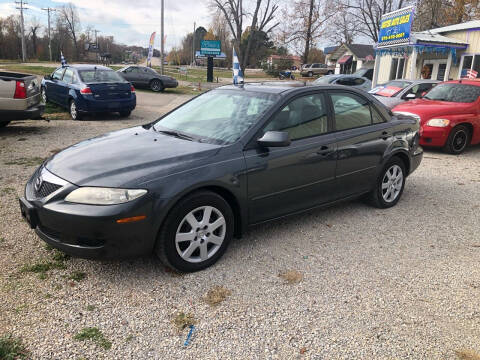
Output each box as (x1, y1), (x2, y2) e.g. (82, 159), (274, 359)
(316, 146), (331, 155)
(380, 131), (390, 140)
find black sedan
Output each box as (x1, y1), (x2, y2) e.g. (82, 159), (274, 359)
(117, 66), (178, 92)
(20, 83), (423, 272)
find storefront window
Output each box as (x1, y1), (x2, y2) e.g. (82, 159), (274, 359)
(461, 55), (480, 78)
(389, 58), (405, 80)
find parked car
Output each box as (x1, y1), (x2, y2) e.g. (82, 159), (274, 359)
(20, 83), (423, 272)
(313, 74), (372, 92)
(117, 66), (178, 92)
(0, 71), (44, 128)
(41, 64), (136, 120)
(393, 80), (480, 154)
(301, 63), (334, 77)
(370, 79), (439, 109)
(353, 67), (374, 81)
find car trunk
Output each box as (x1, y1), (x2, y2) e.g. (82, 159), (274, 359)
(0, 72), (40, 109)
(87, 82), (132, 100)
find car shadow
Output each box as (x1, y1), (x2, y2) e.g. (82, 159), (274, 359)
(0, 123), (49, 136)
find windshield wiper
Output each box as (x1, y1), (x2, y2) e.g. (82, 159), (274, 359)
(156, 129), (195, 141)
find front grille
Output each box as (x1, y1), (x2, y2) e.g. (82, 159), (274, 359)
(34, 181), (62, 198)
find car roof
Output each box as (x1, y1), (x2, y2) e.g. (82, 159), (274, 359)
(217, 82), (370, 95)
(444, 79), (480, 86)
(387, 79), (439, 84)
(64, 64), (112, 71)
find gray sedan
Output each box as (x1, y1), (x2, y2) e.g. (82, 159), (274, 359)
(117, 66), (178, 92)
(369, 79), (439, 109)
(313, 74), (372, 92)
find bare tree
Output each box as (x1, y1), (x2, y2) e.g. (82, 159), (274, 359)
(59, 3), (81, 60)
(325, 1), (360, 44)
(211, 0), (280, 71)
(29, 17), (42, 57)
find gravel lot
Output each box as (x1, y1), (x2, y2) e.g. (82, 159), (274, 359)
(1, 97), (480, 359)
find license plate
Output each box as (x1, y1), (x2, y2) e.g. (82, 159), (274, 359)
(19, 197), (38, 229)
(108, 102), (120, 108)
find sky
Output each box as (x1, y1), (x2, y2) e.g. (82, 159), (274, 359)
(0, 0), (212, 50)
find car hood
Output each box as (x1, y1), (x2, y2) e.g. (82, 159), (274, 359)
(392, 98), (476, 122)
(45, 126), (222, 188)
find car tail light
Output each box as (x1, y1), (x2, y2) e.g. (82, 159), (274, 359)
(130, 85), (135, 94)
(14, 81), (27, 99)
(80, 87), (92, 95)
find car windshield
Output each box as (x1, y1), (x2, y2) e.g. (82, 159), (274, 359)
(78, 69), (126, 83)
(314, 76), (339, 84)
(423, 83), (480, 103)
(153, 89), (278, 144)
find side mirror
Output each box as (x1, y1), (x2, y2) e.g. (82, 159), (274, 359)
(44, 74), (52, 80)
(257, 131), (291, 148)
(405, 93), (416, 99)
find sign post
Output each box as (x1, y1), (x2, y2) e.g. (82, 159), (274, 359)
(200, 40), (221, 82)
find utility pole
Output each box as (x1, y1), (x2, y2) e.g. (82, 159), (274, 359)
(160, 0), (164, 75)
(94, 29), (101, 62)
(41, 7), (56, 62)
(192, 22), (196, 66)
(15, 0), (27, 62)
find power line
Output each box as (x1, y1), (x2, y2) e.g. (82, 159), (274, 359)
(41, 7), (56, 62)
(15, 0), (28, 62)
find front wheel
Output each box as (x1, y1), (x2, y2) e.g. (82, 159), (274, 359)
(155, 191), (234, 272)
(69, 100), (82, 120)
(308, 71), (313, 77)
(369, 157), (406, 209)
(443, 125), (470, 155)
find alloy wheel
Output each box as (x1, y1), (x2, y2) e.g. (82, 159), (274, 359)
(175, 206), (226, 263)
(41, 88), (47, 103)
(381, 164), (403, 203)
(70, 101), (77, 119)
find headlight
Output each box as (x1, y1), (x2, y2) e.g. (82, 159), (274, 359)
(65, 187), (147, 205)
(426, 118), (450, 127)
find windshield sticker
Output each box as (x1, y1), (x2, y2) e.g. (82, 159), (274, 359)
(375, 86), (403, 97)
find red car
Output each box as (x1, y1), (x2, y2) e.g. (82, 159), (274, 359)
(392, 80), (480, 154)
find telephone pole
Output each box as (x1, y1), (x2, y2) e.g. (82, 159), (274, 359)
(192, 22), (196, 66)
(15, 0), (27, 62)
(160, 0), (164, 75)
(41, 7), (56, 62)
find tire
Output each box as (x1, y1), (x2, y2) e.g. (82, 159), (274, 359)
(369, 157), (406, 209)
(308, 71), (313, 77)
(69, 100), (82, 120)
(279, 75), (285, 80)
(291, 75), (296, 80)
(443, 124), (470, 155)
(155, 191), (234, 272)
(150, 79), (164, 92)
(119, 111), (131, 118)
(327, 70), (333, 75)
(41, 87), (48, 103)
(0, 121), (10, 128)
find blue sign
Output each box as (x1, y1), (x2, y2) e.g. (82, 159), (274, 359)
(200, 40), (221, 56)
(377, 6), (415, 47)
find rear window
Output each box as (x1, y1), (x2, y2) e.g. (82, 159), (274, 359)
(78, 69), (126, 83)
(424, 83), (480, 103)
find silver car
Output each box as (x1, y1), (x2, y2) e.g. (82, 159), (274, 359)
(313, 74), (372, 92)
(369, 79), (439, 109)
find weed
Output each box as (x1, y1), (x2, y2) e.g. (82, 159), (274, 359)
(21, 249), (69, 278)
(52, 250), (70, 262)
(86, 305), (95, 311)
(74, 327), (112, 350)
(0, 237), (5, 244)
(279, 270), (304, 284)
(69, 271), (86, 282)
(125, 335), (134, 342)
(172, 312), (196, 331)
(0, 334), (29, 359)
(1, 187), (15, 195)
(203, 286), (232, 306)
(4, 157), (45, 167)
(456, 350), (480, 360)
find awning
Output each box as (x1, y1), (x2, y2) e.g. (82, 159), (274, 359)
(338, 55), (352, 64)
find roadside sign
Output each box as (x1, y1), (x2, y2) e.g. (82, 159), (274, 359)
(377, 6), (415, 48)
(200, 40), (221, 56)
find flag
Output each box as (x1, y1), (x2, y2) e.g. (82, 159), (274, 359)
(467, 69), (478, 79)
(233, 48), (243, 85)
(60, 51), (67, 67)
(147, 32), (156, 67)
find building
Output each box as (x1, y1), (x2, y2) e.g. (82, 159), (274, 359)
(324, 44), (375, 74)
(323, 46), (339, 66)
(264, 54), (302, 69)
(374, 20), (480, 85)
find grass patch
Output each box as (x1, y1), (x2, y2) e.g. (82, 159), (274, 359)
(0, 334), (29, 360)
(21, 249), (69, 278)
(1, 187), (15, 195)
(0, 237), (5, 244)
(69, 271), (86, 282)
(44, 102), (69, 120)
(4, 156), (45, 167)
(74, 327), (111, 350)
(203, 286), (231, 306)
(86, 305), (95, 311)
(0, 64), (56, 76)
(279, 270), (303, 284)
(125, 335), (134, 342)
(456, 350), (480, 360)
(172, 312), (196, 331)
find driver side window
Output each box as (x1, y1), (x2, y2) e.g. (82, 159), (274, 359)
(52, 68), (65, 80)
(264, 93), (328, 141)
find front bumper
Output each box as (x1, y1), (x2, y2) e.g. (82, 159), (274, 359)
(410, 146), (423, 175)
(164, 79), (178, 88)
(0, 104), (45, 121)
(420, 126), (449, 147)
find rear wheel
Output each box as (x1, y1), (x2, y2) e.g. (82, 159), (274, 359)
(308, 71), (313, 77)
(443, 125), (470, 155)
(0, 121), (10, 128)
(150, 79), (164, 92)
(290, 74), (296, 80)
(155, 191), (234, 272)
(69, 100), (82, 120)
(369, 157), (406, 209)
